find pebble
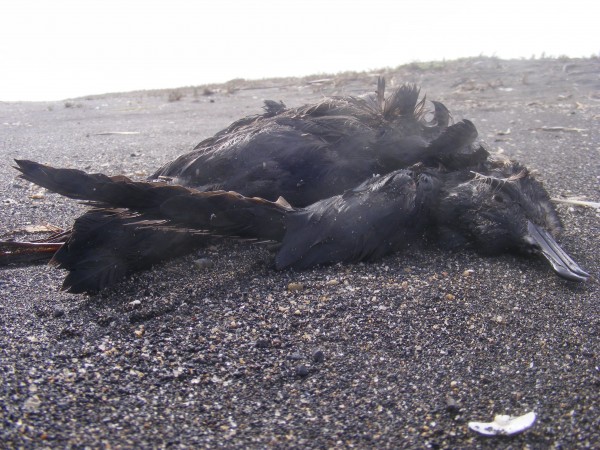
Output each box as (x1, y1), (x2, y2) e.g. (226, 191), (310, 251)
(312, 350), (325, 363)
(445, 395), (459, 412)
(30, 191), (46, 199)
(295, 365), (309, 377)
(193, 258), (213, 269)
(23, 395), (42, 412)
(255, 338), (270, 349)
(287, 282), (304, 292)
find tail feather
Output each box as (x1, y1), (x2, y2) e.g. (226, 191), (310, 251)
(15, 160), (190, 209)
(384, 84), (423, 119)
(15, 160), (288, 240)
(52, 209), (207, 293)
(15, 160), (292, 292)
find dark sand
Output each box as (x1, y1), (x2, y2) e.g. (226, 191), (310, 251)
(1, 57), (598, 448)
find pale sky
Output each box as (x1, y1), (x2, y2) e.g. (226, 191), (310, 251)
(1, 0), (598, 101)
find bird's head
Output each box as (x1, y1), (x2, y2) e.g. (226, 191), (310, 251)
(437, 157), (589, 282)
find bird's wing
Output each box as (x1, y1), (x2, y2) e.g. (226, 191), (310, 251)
(423, 119), (489, 169)
(15, 160), (288, 241)
(275, 170), (426, 269)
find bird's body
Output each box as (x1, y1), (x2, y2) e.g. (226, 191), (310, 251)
(3, 80), (589, 293)
(150, 82), (455, 206)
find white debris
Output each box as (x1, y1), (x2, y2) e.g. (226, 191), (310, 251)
(552, 197), (600, 210)
(93, 131), (140, 135)
(23, 395), (42, 412)
(468, 411), (536, 436)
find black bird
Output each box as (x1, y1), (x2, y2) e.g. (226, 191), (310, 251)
(2, 80), (589, 292)
(149, 79), (463, 206)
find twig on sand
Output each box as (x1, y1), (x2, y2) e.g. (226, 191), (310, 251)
(93, 131), (140, 135)
(552, 197), (600, 210)
(533, 126), (587, 133)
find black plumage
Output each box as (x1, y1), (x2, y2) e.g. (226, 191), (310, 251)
(150, 82), (454, 206)
(3, 80), (589, 293)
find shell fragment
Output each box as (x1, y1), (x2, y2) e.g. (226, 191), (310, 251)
(468, 411), (536, 436)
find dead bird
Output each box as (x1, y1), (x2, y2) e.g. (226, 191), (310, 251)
(150, 79), (481, 207)
(2, 80), (589, 292)
(9, 153), (588, 293)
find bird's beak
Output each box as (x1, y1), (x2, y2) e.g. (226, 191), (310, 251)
(526, 221), (589, 282)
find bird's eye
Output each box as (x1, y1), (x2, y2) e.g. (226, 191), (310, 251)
(493, 194), (504, 203)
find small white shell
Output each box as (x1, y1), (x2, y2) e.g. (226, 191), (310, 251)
(468, 411), (536, 436)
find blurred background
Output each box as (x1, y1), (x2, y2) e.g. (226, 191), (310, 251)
(1, 0), (597, 101)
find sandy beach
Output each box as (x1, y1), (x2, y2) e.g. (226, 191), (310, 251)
(1, 57), (598, 448)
